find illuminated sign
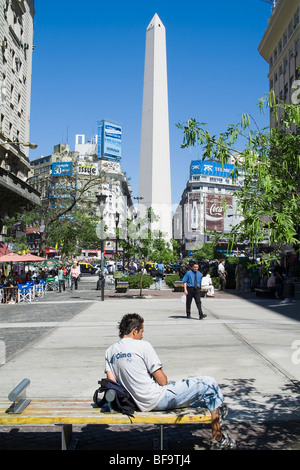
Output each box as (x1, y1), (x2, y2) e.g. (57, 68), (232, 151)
(97, 120), (122, 160)
(190, 160), (234, 178)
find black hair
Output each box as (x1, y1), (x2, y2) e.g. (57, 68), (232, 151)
(118, 313), (144, 338)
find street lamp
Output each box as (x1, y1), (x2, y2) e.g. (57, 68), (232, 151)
(114, 211), (120, 281)
(1, 141), (38, 149)
(96, 193), (107, 301)
(115, 211), (120, 258)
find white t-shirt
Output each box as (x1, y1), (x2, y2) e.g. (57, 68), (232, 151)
(218, 263), (225, 274)
(105, 337), (167, 411)
(201, 275), (212, 287)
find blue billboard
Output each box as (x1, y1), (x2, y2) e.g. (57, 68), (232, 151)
(97, 120), (122, 160)
(190, 160), (235, 178)
(52, 162), (73, 176)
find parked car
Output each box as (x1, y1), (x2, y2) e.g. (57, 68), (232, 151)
(79, 262), (96, 274)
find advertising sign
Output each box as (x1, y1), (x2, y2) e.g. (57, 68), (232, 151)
(188, 192), (201, 231)
(97, 120), (122, 160)
(77, 162), (98, 176)
(190, 160), (234, 178)
(205, 194), (233, 232)
(52, 162), (73, 176)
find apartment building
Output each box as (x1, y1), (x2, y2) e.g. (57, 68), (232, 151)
(0, 0), (39, 240)
(28, 136), (134, 256)
(258, 0), (300, 124)
(173, 159), (244, 254)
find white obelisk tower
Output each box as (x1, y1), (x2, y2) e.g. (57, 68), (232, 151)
(138, 14), (172, 240)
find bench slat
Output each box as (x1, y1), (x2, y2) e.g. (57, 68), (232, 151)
(0, 400), (211, 426)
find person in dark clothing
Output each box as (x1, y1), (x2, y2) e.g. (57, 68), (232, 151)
(182, 263), (207, 320)
(179, 262), (188, 280)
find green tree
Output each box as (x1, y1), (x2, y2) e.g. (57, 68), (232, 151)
(5, 153), (107, 256)
(194, 242), (216, 262)
(46, 208), (99, 258)
(177, 92), (300, 260)
(119, 208), (178, 296)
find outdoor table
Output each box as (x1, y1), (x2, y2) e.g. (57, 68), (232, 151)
(3, 286), (18, 303)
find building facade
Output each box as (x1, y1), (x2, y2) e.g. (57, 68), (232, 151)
(173, 159), (244, 254)
(0, 0), (39, 241)
(75, 133), (134, 258)
(28, 135), (134, 257)
(258, 0), (300, 125)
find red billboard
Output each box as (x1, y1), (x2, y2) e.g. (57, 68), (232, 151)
(205, 194), (233, 232)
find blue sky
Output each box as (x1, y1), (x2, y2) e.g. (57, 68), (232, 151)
(29, 0), (273, 206)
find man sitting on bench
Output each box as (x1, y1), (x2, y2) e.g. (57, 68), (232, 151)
(105, 313), (235, 450)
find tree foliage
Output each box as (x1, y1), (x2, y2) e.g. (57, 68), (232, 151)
(177, 92), (300, 258)
(4, 153), (106, 256)
(119, 208), (179, 295)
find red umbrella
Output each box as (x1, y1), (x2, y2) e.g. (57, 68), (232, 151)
(0, 253), (24, 263)
(20, 254), (46, 262)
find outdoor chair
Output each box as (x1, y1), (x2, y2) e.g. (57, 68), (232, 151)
(46, 277), (58, 292)
(0, 284), (4, 303)
(18, 284), (32, 303)
(35, 280), (46, 298)
(25, 281), (36, 299)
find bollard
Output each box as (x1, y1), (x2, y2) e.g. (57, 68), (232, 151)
(6, 378), (31, 414)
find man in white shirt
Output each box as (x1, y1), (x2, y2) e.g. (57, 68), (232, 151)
(201, 273), (215, 297)
(105, 313), (235, 450)
(218, 259), (226, 291)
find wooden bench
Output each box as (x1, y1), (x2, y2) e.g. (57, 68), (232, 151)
(173, 281), (184, 292)
(173, 282), (207, 297)
(254, 288), (275, 298)
(115, 281), (129, 293)
(0, 399), (211, 450)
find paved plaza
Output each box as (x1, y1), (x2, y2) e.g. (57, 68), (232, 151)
(0, 274), (300, 451)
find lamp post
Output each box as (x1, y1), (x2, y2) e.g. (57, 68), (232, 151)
(115, 211), (120, 260)
(96, 193), (107, 301)
(114, 211), (120, 284)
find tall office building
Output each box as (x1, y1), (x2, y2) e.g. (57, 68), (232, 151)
(0, 0), (39, 241)
(138, 14), (172, 240)
(258, 0), (300, 126)
(173, 159), (244, 255)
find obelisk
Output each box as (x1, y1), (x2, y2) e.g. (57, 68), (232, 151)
(138, 13), (172, 240)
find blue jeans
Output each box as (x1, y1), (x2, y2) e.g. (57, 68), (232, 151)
(154, 376), (224, 412)
(155, 276), (162, 290)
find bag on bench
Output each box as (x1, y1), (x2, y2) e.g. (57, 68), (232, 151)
(93, 378), (137, 417)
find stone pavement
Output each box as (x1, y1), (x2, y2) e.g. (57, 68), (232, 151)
(0, 275), (300, 451)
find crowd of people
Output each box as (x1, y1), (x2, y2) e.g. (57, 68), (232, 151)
(0, 255), (289, 302)
(0, 262), (82, 293)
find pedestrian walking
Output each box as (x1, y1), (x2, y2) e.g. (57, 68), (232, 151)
(182, 262), (207, 319)
(58, 266), (66, 292)
(218, 259), (227, 291)
(70, 263), (79, 291)
(155, 262), (164, 290)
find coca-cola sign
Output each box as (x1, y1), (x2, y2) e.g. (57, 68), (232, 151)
(205, 195), (232, 232)
(188, 193), (201, 231)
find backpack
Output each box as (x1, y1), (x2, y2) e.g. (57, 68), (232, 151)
(93, 378), (137, 418)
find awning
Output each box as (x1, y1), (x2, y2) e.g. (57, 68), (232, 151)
(0, 252), (24, 262)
